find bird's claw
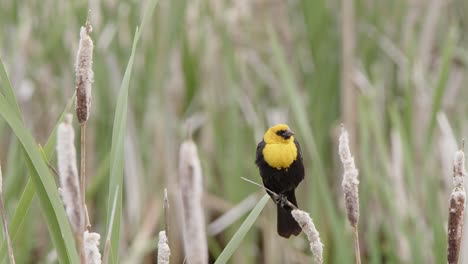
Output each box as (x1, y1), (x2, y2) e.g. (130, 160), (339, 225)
(274, 193), (288, 208)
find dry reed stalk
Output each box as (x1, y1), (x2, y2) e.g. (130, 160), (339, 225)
(291, 209), (323, 264)
(56, 114), (85, 263)
(179, 140), (208, 264)
(338, 126), (361, 264)
(75, 14), (94, 231)
(164, 188), (169, 238)
(81, 123), (89, 230)
(84, 230), (102, 264)
(447, 147), (466, 264)
(158, 231), (171, 264)
(156, 188), (171, 264)
(0, 166), (15, 264)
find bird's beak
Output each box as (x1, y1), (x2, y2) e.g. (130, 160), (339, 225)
(283, 129), (295, 137)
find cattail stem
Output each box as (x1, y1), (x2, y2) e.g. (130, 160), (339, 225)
(158, 189), (171, 264)
(75, 233), (86, 264)
(352, 225), (361, 264)
(163, 188), (169, 239)
(80, 124), (89, 230)
(0, 168), (15, 264)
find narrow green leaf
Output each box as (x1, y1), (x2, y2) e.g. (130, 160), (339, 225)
(425, 27), (457, 149)
(0, 94), (75, 263)
(0, 179), (34, 264)
(214, 194), (269, 264)
(0, 59), (22, 119)
(106, 1), (159, 263)
(0, 91), (79, 263)
(106, 28), (136, 264)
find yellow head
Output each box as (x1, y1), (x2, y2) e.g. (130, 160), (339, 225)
(262, 124), (297, 169)
(263, 124), (295, 144)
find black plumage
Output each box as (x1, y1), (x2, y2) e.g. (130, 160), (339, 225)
(255, 138), (305, 238)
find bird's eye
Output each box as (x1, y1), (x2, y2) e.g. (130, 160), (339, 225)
(276, 130), (285, 136)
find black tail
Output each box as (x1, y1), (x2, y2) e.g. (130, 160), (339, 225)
(277, 190), (302, 238)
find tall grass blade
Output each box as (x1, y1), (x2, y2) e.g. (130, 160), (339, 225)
(0, 179), (33, 264)
(214, 194), (269, 264)
(105, 1), (159, 263)
(425, 27), (457, 149)
(0, 57), (79, 262)
(0, 91), (79, 263)
(0, 60), (22, 120)
(0, 94), (75, 263)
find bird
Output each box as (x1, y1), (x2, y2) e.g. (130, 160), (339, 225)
(255, 124), (305, 238)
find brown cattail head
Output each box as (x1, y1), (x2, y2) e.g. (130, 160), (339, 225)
(84, 230), (102, 264)
(157, 231), (171, 264)
(291, 209), (323, 264)
(178, 140), (208, 264)
(75, 19), (94, 124)
(57, 114), (84, 233)
(339, 125), (360, 227)
(447, 149), (466, 264)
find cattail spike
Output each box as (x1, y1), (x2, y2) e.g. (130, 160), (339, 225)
(157, 231), (171, 264)
(179, 140), (208, 264)
(339, 126), (360, 227)
(291, 209), (323, 264)
(84, 230), (102, 264)
(75, 18), (94, 124)
(339, 126), (361, 264)
(447, 149), (466, 264)
(57, 114), (84, 234)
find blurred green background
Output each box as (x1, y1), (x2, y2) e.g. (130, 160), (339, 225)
(0, 0), (468, 263)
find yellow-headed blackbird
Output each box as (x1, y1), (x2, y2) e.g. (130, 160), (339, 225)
(255, 124), (305, 238)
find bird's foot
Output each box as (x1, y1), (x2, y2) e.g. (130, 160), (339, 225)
(274, 193), (289, 208)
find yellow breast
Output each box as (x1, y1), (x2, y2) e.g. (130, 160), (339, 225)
(262, 142), (297, 170)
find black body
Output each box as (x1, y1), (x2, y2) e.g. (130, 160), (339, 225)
(255, 139), (305, 238)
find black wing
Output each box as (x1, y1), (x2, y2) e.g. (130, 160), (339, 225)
(255, 140), (266, 167)
(293, 138), (305, 182)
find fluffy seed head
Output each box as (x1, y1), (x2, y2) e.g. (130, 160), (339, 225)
(453, 150), (466, 188)
(157, 231), (170, 264)
(339, 126), (360, 227)
(292, 209), (323, 264)
(57, 114), (84, 233)
(179, 140), (208, 264)
(75, 22), (94, 124)
(84, 230), (102, 264)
